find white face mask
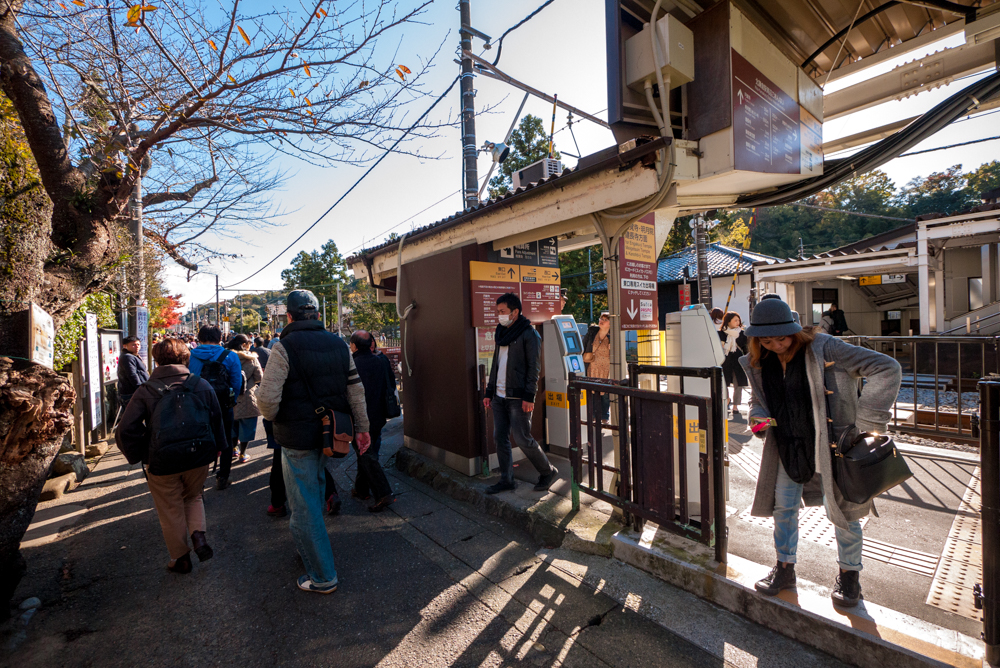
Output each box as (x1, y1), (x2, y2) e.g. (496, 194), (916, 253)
(498, 313), (511, 326)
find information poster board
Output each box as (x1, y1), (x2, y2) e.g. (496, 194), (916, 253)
(84, 313), (104, 431)
(470, 261), (521, 328)
(100, 329), (122, 385)
(520, 266), (562, 322)
(618, 216), (659, 330)
(136, 305), (149, 368)
(29, 303), (55, 369)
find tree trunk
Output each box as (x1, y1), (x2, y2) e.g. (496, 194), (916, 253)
(0, 358), (75, 618)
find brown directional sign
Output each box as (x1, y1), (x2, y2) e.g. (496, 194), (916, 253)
(619, 216), (658, 331)
(520, 266), (561, 323)
(731, 50), (800, 175)
(470, 261), (520, 328)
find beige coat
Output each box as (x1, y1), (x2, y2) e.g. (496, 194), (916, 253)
(739, 333), (901, 530)
(233, 350), (263, 420)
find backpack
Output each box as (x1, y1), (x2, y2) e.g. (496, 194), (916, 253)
(200, 349), (236, 409)
(146, 376), (216, 475)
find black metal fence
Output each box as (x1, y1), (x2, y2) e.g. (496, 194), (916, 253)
(567, 365), (727, 563)
(842, 335), (1000, 444)
(977, 380), (1000, 664)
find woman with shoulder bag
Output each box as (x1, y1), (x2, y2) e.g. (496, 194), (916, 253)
(718, 311), (749, 419)
(115, 338), (229, 574)
(739, 298), (901, 607)
(581, 312), (612, 422)
(229, 334), (263, 463)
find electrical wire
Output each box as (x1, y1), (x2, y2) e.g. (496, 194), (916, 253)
(897, 134), (1000, 157)
(224, 75), (460, 289)
(490, 0), (560, 67)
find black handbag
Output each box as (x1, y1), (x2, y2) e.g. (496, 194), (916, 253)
(826, 395), (912, 504)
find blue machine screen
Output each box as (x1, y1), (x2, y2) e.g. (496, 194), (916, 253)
(563, 332), (582, 354)
(569, 357), (582, 372)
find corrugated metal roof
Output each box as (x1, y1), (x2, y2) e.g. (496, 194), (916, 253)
(587, 242), (776, 292)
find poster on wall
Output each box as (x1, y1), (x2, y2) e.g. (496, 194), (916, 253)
(84, 312), (103, 431)
(135, 305), (149, 367)
(100, 329), (122, 385)
(29, 303), (55, 369)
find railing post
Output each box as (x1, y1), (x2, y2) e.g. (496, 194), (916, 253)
(711, 366), (727, 563)
(980, 380), (1000, 664)
(478, 364), (490, 477)
(569, 373), (581, 512)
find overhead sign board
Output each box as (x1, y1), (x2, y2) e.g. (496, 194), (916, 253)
(489, 237), (559, 268)
(859, 273), (907, 286)
(619, 216), (658, 331)
(521, 266), (561, 323)
(732, 50), (800, 175)
(470, 261), (520, 328)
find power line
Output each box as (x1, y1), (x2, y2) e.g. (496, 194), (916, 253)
(347, 189), (461, 255)
(224, 75), (461, 289)
(788, 202), (915, 222)
(490, 0), (559, 67)
(897, 134), (1000, 158)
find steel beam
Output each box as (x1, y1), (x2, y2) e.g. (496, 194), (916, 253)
(824, 39), (995, 119)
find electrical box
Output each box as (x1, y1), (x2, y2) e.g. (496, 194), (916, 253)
(624, 12), (694, 93)
(512, 158), (563, 190)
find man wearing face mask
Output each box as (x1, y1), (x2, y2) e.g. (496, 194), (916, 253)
(482, 293), (558, 495)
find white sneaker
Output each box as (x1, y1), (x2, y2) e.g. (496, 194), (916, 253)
(297, 574), (338, 594)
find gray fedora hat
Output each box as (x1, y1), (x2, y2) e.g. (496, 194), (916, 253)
(745, 298), (803, 338)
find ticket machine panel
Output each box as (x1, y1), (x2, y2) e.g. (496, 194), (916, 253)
(542, 316), (588, 453)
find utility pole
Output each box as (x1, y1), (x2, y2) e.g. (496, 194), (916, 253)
(215, 275), (220, 327)
(336, 284), (343, 336)
(694, 214), (713, 307)
(459, 0), (478, 209)
(127, 172), (148, 369)
(798, 237), (805, 260)
(588, 246), (594, 323)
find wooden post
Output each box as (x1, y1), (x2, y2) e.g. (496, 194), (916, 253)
(73, 341), (90, 455)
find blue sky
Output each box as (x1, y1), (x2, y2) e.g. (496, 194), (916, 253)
(166, 0), (1000, 311)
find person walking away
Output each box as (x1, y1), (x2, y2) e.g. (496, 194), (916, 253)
(258, 290), (370, 593)
(710, 307), (725, 330)
(348, 330), (396, 512)
(115, 338), (228, 574)
(252, 336), (271, 370)
(117, 335), (149, 408)
(187, 325), (243, 490)
(820, 302), (850, 336)
(229, 334), (263, 463)
(267, 333), (280, 349)
(718, 312), (749, 420)
(740, 298), (900, 607)
(483, 293), (558, 494)
(581, 312), (612, 422)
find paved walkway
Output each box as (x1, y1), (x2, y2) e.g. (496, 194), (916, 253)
(5, 420), (849, 668)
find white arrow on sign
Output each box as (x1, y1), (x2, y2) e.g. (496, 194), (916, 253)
(737, 89), (745, 105)
(626, 299), (638, 319)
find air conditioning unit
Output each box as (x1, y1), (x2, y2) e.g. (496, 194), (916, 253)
(511, 158), (562, 190)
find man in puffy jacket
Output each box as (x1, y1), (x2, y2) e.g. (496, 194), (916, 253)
(117, 335), (148, 407)
(188, 325), (243, 490)
(258, 290), (370, 594)
(483, 293), (558, 495)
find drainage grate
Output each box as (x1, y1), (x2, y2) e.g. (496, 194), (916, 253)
(926, 468), (982, 621)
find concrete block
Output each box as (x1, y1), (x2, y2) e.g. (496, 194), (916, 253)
(51, 453), (88, 482)
(39, 473), (76, 501)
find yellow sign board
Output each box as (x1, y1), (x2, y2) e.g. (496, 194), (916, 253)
(545, 390), (586, 409)
(859, 275), (881, 286)
(621, 220), (656, 263)
(470, 261), (520, 282)
(521, 266), (561, 285)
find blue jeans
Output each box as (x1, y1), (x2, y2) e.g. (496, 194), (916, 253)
(491, 397), (553, 485)
(281, 448), (338, 586)
(599, 393), (611, 422)
(773, 463), (863, 572)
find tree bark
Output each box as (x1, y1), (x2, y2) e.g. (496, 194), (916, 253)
(0, 358), (75, 618)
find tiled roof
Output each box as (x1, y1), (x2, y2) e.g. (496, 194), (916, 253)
(587, 242), (776, 293)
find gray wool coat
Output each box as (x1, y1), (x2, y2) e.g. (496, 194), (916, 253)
(739, 333), (902, 530)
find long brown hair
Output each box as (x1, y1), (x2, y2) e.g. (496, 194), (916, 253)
(721, 311), (742, 329)
(747, 329), (817, 368)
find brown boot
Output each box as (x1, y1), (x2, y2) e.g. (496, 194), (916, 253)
(191, 531), (213, 562)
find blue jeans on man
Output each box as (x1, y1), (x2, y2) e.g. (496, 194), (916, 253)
(491, 397), (554, 485)
(281, 447), (338, 587)
(773, 463), (863, 571)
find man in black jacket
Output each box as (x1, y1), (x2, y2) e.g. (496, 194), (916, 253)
(258, 290), (370, 594)
(349, 330), (396, 512)
(483, 293), (558, 494)
(117, 335), (149, 407)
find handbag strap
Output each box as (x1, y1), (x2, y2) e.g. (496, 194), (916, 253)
(281, 338), (327, 416)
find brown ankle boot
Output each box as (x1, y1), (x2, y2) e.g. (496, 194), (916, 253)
(191, 531), (213, 562)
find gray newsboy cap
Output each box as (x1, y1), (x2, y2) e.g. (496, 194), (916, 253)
(745, 298), (803, 338)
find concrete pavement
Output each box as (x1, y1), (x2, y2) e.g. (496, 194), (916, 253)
(4, 418), (848, 668)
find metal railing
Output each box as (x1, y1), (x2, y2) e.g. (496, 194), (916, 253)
(841, 335), (1000, 444)
(977, 380), (999, 664)
(567, 365), (727, 563)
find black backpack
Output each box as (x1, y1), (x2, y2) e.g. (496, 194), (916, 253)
(200, 349), (236, 409)
(146, 376), (216, 475)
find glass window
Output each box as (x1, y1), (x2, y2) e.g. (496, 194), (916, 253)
(970, 277), (984, 311)
(812, 288), (838, 324)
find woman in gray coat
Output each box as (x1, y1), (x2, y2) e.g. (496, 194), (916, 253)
(739, 298), (901, 607)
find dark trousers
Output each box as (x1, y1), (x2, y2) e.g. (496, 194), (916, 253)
(491, 397), (553, 485)
(217, 408), (235, 480)
(262, 418), (277, 449)
(353, 428), (392, 500)
(270, 446), (337, 508)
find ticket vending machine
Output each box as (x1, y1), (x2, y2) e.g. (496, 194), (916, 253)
(541, 315), (587, 455)
(662, 304), (727, 518)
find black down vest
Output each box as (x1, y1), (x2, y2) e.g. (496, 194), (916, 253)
(274, 319), (352, 450)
